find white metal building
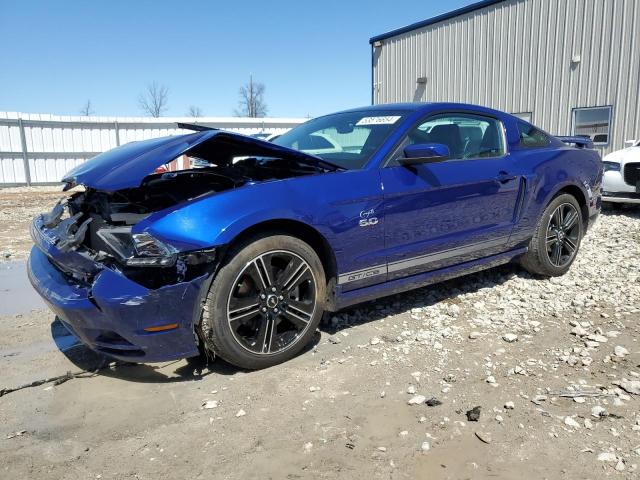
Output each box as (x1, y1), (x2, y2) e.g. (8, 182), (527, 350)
(370, 0), (640, 155)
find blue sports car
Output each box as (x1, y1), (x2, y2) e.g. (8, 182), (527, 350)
(28, 103), (602, 369)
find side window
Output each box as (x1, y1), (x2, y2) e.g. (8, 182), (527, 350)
(512, 112), (533, 123)
(517, 121), (550, 148)
(398, 114), (506, 162)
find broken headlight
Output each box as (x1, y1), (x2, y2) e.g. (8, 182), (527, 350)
(97, 228), (178, 267)
(128, 232), (178, 267)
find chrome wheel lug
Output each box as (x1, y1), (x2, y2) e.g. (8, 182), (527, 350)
(274, 308), (279, 314)
(261, 307), (267, 313)
(260, 293), (266, 300)
(271, 287), (277, 292)
(278, 295), (284, 300)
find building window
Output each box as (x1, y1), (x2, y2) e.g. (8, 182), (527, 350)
(512, 112), (533, 123)
(572, 106), (612, 146)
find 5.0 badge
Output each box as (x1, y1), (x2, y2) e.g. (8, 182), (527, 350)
(359, 208), (378, 227)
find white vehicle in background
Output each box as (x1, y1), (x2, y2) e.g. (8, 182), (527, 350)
(602, 139), (640, 205)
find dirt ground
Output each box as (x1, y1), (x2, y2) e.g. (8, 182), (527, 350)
(0, 186), (70, 260)
(1, 188), (639, 479)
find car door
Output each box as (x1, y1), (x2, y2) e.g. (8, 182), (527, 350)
(380, 112), (523, 280)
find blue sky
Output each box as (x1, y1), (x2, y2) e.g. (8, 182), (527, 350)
(0, 0), (476, 118)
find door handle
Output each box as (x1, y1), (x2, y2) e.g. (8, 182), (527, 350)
(496, 171), (517, 183)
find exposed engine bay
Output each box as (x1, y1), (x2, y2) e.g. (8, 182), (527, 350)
(77, 156), (323, 224)
(39, 156), (324, 289)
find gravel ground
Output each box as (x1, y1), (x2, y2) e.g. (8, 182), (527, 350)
(0, 188), (639, 479)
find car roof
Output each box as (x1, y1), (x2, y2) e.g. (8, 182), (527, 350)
(333, 102), (509, 117)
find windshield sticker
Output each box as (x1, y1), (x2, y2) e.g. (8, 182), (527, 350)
(355, 115), (402, 126)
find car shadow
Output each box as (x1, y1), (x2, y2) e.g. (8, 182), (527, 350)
(601, 203), (640, 218)
(98, 330), (321, 382)
(51, 317), (321, 383)
(50, 318), (226, 382)
(319, 262), (528, 335)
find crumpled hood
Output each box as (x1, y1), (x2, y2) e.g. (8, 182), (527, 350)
(603, 146), (640, 166)
(62, 130), (329, 192)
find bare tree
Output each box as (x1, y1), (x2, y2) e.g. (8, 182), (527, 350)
(234, 75), (267, 117)
(186, 105), (203, 117)
(138, 82), (169, 117)
(80, 100), (95, 116)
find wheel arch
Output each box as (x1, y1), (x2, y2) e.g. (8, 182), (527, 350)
(551, 183), (590, 229)
(220, 218), (338, 289)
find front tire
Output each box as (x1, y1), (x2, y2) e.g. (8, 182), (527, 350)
(201, 234), (326, 369)
(520, 194), (583, 276)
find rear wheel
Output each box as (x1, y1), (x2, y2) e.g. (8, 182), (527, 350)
(201, 234), (325, 369)
(521, 193), (583, 276)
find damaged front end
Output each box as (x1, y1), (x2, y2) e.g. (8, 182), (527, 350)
(28, 196), (219, 362)
(28, 129), (334, 362)
(65, 186), (220, 288)
(36, 190), (219, 289)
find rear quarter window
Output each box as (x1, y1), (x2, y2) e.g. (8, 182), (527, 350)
(517, 121), (550, 148)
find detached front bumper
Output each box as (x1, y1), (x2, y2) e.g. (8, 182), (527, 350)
(28, 217), (208, 362)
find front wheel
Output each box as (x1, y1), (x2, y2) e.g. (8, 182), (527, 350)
(200, 234), (326, 369)
(520, 193), (583, 276)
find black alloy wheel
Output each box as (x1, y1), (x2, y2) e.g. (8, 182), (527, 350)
(545, 203), (581, 267)
(520, 193), (584, 277)
(226, 250), (317, 355)
(201, 234), (326, 370)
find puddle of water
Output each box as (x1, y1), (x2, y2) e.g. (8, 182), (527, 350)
(0, 260), (46, 315)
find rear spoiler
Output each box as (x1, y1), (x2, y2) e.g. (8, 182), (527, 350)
(556, 136), (594, 149)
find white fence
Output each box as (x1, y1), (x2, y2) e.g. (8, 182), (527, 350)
(0, 112), (306, 186)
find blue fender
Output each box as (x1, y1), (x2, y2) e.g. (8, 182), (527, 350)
(133, 178), (335, 252)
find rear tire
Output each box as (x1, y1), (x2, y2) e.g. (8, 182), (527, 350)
(520, 194), (583, 277)
(200, 234), (325, 370)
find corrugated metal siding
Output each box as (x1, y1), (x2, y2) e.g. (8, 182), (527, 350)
(373, 0), (640, 155)
(0, 113), (305, 185)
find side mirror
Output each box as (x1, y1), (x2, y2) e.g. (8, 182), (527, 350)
(398, 143), (450, 166)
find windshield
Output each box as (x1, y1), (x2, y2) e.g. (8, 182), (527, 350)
(273, 110), (408, 169)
